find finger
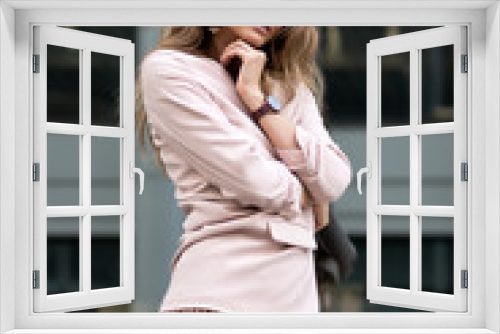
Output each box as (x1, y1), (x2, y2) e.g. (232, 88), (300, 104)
(315, 220), (323, 232)
(221, 41), (240, 57)
(221, 40), (250, 58)
(221, 49), (247, 67)
(234, 40), (255, 52)
(229, 39), (253, 49)
(220, 46), (248, 65)
(221, 39), (258, 61)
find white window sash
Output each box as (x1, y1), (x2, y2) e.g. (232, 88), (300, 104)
(32, 25), (136, 313)
(366, 25), (468, 312)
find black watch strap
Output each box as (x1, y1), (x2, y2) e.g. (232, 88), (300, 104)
(251, 100), (273, 123)
(252, 96), (280, 123)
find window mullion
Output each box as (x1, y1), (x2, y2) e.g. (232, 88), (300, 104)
(410, 47), (420, 294)
(82, 47), (91, 294)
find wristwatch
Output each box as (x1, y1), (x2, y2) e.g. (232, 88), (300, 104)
(251, 95), (282, 123)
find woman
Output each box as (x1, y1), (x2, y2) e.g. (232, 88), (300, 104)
(136, 26), (352, 313)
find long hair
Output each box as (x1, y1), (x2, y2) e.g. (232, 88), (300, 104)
(135, 26), (325, 177)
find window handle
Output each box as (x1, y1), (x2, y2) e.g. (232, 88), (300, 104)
(129, 161), (145, 195)
(357, 161), (371, 195)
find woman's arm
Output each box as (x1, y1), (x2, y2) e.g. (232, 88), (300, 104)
(255, 82), (353, 204)
(252, 90), (332, 231)
(141, 54), (309, 219)
(255, 83), (349, 231)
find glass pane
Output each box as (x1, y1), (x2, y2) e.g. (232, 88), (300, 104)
(47, 134), (80, 206)
(91, 52), (121, 127)
(421, 45), (454, 124)
(421, 216), (454, 294)
(381, 215), (410, 289)
(381, 136), (410, 205)
(47, 44), (80, 124)
(91, 137), (121, 206)
(381, 51), (410, 127)
(47, 217), (80, 295)
(91, 215), (121, 290)
(421, 133), (454, 206)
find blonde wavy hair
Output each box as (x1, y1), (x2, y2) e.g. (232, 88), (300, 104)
(135, 26), (325, 177)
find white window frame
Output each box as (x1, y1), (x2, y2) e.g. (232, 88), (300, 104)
(0, 1), (498, 333)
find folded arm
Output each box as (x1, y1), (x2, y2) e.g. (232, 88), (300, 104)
(141, 55), (307, 219)
(273, 82), (353, 203)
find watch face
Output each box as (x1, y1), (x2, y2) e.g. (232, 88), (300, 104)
(267, 95), (282, 111)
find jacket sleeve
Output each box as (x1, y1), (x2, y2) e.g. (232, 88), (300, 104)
(274, 82), (353, 203)
(140, 54), (305, 219)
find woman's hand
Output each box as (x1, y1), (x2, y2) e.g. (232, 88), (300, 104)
(301, 184), (313, 210)
(300, 183), (330, 231)
(220, 39), (267, 112)
(313, 202), (330, 232)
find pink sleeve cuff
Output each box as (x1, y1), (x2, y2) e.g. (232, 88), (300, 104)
(275, 124), (317, 177)
(274, 123), (352, 203)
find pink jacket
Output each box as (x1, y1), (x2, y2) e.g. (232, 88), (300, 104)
(141, 49), (352, 312)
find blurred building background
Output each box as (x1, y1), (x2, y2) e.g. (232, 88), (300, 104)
(46, 26), (454, 313)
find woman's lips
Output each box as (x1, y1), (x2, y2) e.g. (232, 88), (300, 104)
(253, 26), (268, 36)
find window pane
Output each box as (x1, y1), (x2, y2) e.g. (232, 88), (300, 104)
(91, 52), (121, 127)
(421, 133), (454, 206)
(91, 215), (121, 290)
(47, 44), (80, 124)
(421, 45), (454, 124)
(421, 216), (454, 294)
(381, 51), (410, 127)
(47, 133), (80, 206)
(381, 136), (410, 205)
(47, 217), (80, 295)
(381, 215), (410, 290)
(91, 137), (121, 206)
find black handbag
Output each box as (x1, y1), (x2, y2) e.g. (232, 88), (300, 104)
(314, 209), (358, 285)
